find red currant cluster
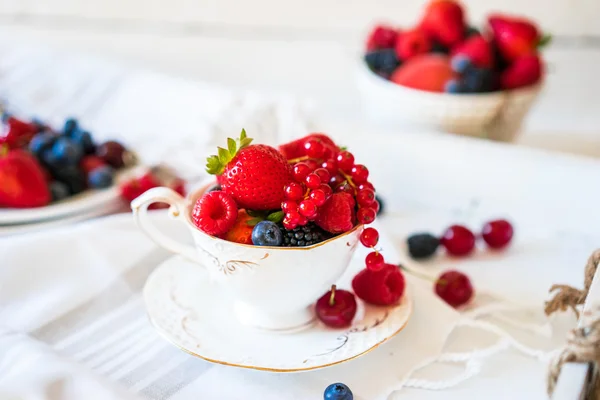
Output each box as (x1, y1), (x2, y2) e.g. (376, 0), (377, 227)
(281, 139), (378, 231)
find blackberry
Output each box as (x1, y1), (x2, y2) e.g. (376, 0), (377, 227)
(407, 233), (440, 259)
(281, 223), (330, 247)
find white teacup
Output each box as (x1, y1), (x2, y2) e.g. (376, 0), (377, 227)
(132, 185), (362, 331)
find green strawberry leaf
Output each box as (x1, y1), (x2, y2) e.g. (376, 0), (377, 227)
(266, 211), (284, 224)
(205, 155), (223, 175)
(205, 129), (254, 175)
(339, 146), (348, 151)
(240, 128), (247, 140)
(537, 34), (552, 48)
(227, 138), (237, 155)
(247, 217), (262, 227)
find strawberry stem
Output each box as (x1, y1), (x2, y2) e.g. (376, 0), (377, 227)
(329, 284), (336, 306)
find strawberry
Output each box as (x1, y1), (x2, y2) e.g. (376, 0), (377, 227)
(0, 146), (51, 208)
(488, 14), (550, 62)
(278, 133), (337, 161)
(191, 191), (238, 236)
(394, 28), (432, 61)
(222, 209), (255, 244)
(206, 130), (293, 210)
(420, 0), (465, 48)
(499, 53), (543, 90)
(0, 117), (37, 149)
(315, 192), (356, 234)
(352, 264), (406, 306)
(450, 35), (494, 68)
(390, 54), (458, 92)
(366, 25), (398, 51)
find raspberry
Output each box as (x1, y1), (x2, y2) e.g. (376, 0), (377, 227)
(352, 264), (405, 306)
(191, 191), (238, 236)
(315, 192), (356, 234)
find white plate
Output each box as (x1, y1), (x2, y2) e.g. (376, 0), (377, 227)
(144, 256), (413, 372)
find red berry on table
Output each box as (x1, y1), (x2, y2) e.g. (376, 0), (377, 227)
(395, 28), (432, 61)
(450, 35), (494, 69)
(316, 285), (357, 328)
(419, 0), (465, 48)
(481, 219), (514, 249)
(366, 25), (398, 51)
(191, 191), (238, 236)
(304, 138), (325, 158)
(315, 192), (356, 234)
(365, 251), (385, 271)
(357, 207), (376, 225)
(351, 164), (369, 184)
(499, 54), (543, 90)
(435, 270), (474, 308)
(487, 14), (546, 62)
(284, 182), (305, 201)
(298, 199), (318, 218)
(0, 147), (51, 208)
(313, 168), (331, 184)
(96, 140), (127, 168)
(292, 162), (311, 182)
(206, 130), (293, 210)
(356, 188), (376, 207)
(336, 151), (355, 173)
(309, 189), (326, 206)
(319, 183), (333, 199)
(305, 173), (321, 189)
(222, 209), (254, 244)
(360, 227), (379, 247)
(321, 159), (337, 175)
(281, 200), (298, 213)
(440, 224), (476, 256)
(352, 264), (406, 306)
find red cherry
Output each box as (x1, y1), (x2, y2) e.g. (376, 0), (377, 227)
(358, 182), (375, 191)
(356, 188), (376, 207)
(360, 227), (379, 247)
(284, 182), (304, 200)
(305, 173), (321, 189)
(281, 200), (298, 213)
(313, 168), (331, 184)
(357, 207), (376, 224)
(315, 285), (357, 328)
(481, 219), (514, 249)
(365, 251), (385, 271)
(318, 183), (333, 199)
(435, 270), (474, 308)
(292, 162), (311, 182)
(298, 199), (317, 217)
(309, 189), (326, 206)
(440, 225), (476, 256)
(304, 138), (325, 158)
(336, 151), (355, 173)
(321, 159), (338, 174)
(351, 164), (369, 184)
(329, 174), (345, 188)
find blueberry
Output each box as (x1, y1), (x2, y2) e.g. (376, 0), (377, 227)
(407, 233), (440, 259)
(450, 55), (472, 74)
(49, 181), (70, 202)
(252, 221), (283, 246)
(375, 194), (385, 216)
(63, 118), (79, 136)
(71, 129), (95, 154)
(365, 49), (400, 78)
(52, 137), (83, 166)
(444, 79), (465, 94)
(463, 68), (494, 93)
(53, 165), (86, 195)
(88, 166), (114, 189)
(29, 132), (57, 157)
(324, 382), (353, 400)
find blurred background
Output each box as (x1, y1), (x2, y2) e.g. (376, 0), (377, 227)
(0, 0), (599, 156)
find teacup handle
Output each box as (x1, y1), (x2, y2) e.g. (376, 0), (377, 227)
(131, 187), (198, 262)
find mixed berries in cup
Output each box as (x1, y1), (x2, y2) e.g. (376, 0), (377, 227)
(364, 0), (551, 93)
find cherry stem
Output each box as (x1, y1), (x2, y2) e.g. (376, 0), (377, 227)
(329, 284), (336, 306)
(398, 264), (437, 283)
(287, 156), (310, 164)
(339, 170), (357, 189)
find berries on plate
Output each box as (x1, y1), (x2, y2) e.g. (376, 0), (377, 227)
(191, 190), (238, 236)
(499, 53), (543, 90)
(324, 382), (353, 400)
(352, 264), (406, 306)
(450, 35), (494, 69)
(487, 14), (549, 62)
(366, 25), (398, 51)
(252, 220), (284, 246)
(407, 233), (440, 259)
(390, 54), (458, 92)
(206, 129), (292, 210)
(364, 49), (400, 79)
(96, 140), (128, 168)
(419, 0), (465, 48)
(88, 165), (114, 189)
(0, 147), (51, 208)
(395, 28), (431, 61)
(316, 285), (357, 328)
(281, 222), (330, 247)
(435, 270), (474, 308)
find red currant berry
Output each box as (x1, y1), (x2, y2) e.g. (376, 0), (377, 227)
(309, 189), (326, 206)
(281, 200), (298, 213)
(440, 225), (476, 256)
(322, 145), (335, 159)
(336, 151), (355, 173)
(305, 173), (321, 189)
(287, 210), (301, 224)
(284, 182), (305, 201)
(321, 159), (337, 174)
(282, 219), (297, 230)
(313, 168), (331, 183)
(336, 182), (355, 195)
(435, 270), (474, 308)
(481, 219), (514, 249)
(358, 182), (375, 191)
(297, 215), (308, 226)
(360, 227), (379, 247)
(372, 200), (380, 214)
(304, 138), (325, 158)
(319, 183), (333, 199)
(357, 207), (376, 224)
(298, 199), (317, 217)
(351, 164), (369, 184)
(292, 162), (311, 182)
(365, 251), (385, 271)
(305, 159), (319, 171)
(315, 285), (357, 328)
(329, 174), (345, 188)
(356, 188), (376, 207)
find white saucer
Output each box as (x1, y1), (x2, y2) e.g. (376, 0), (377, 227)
(144, 256), (413, 372)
